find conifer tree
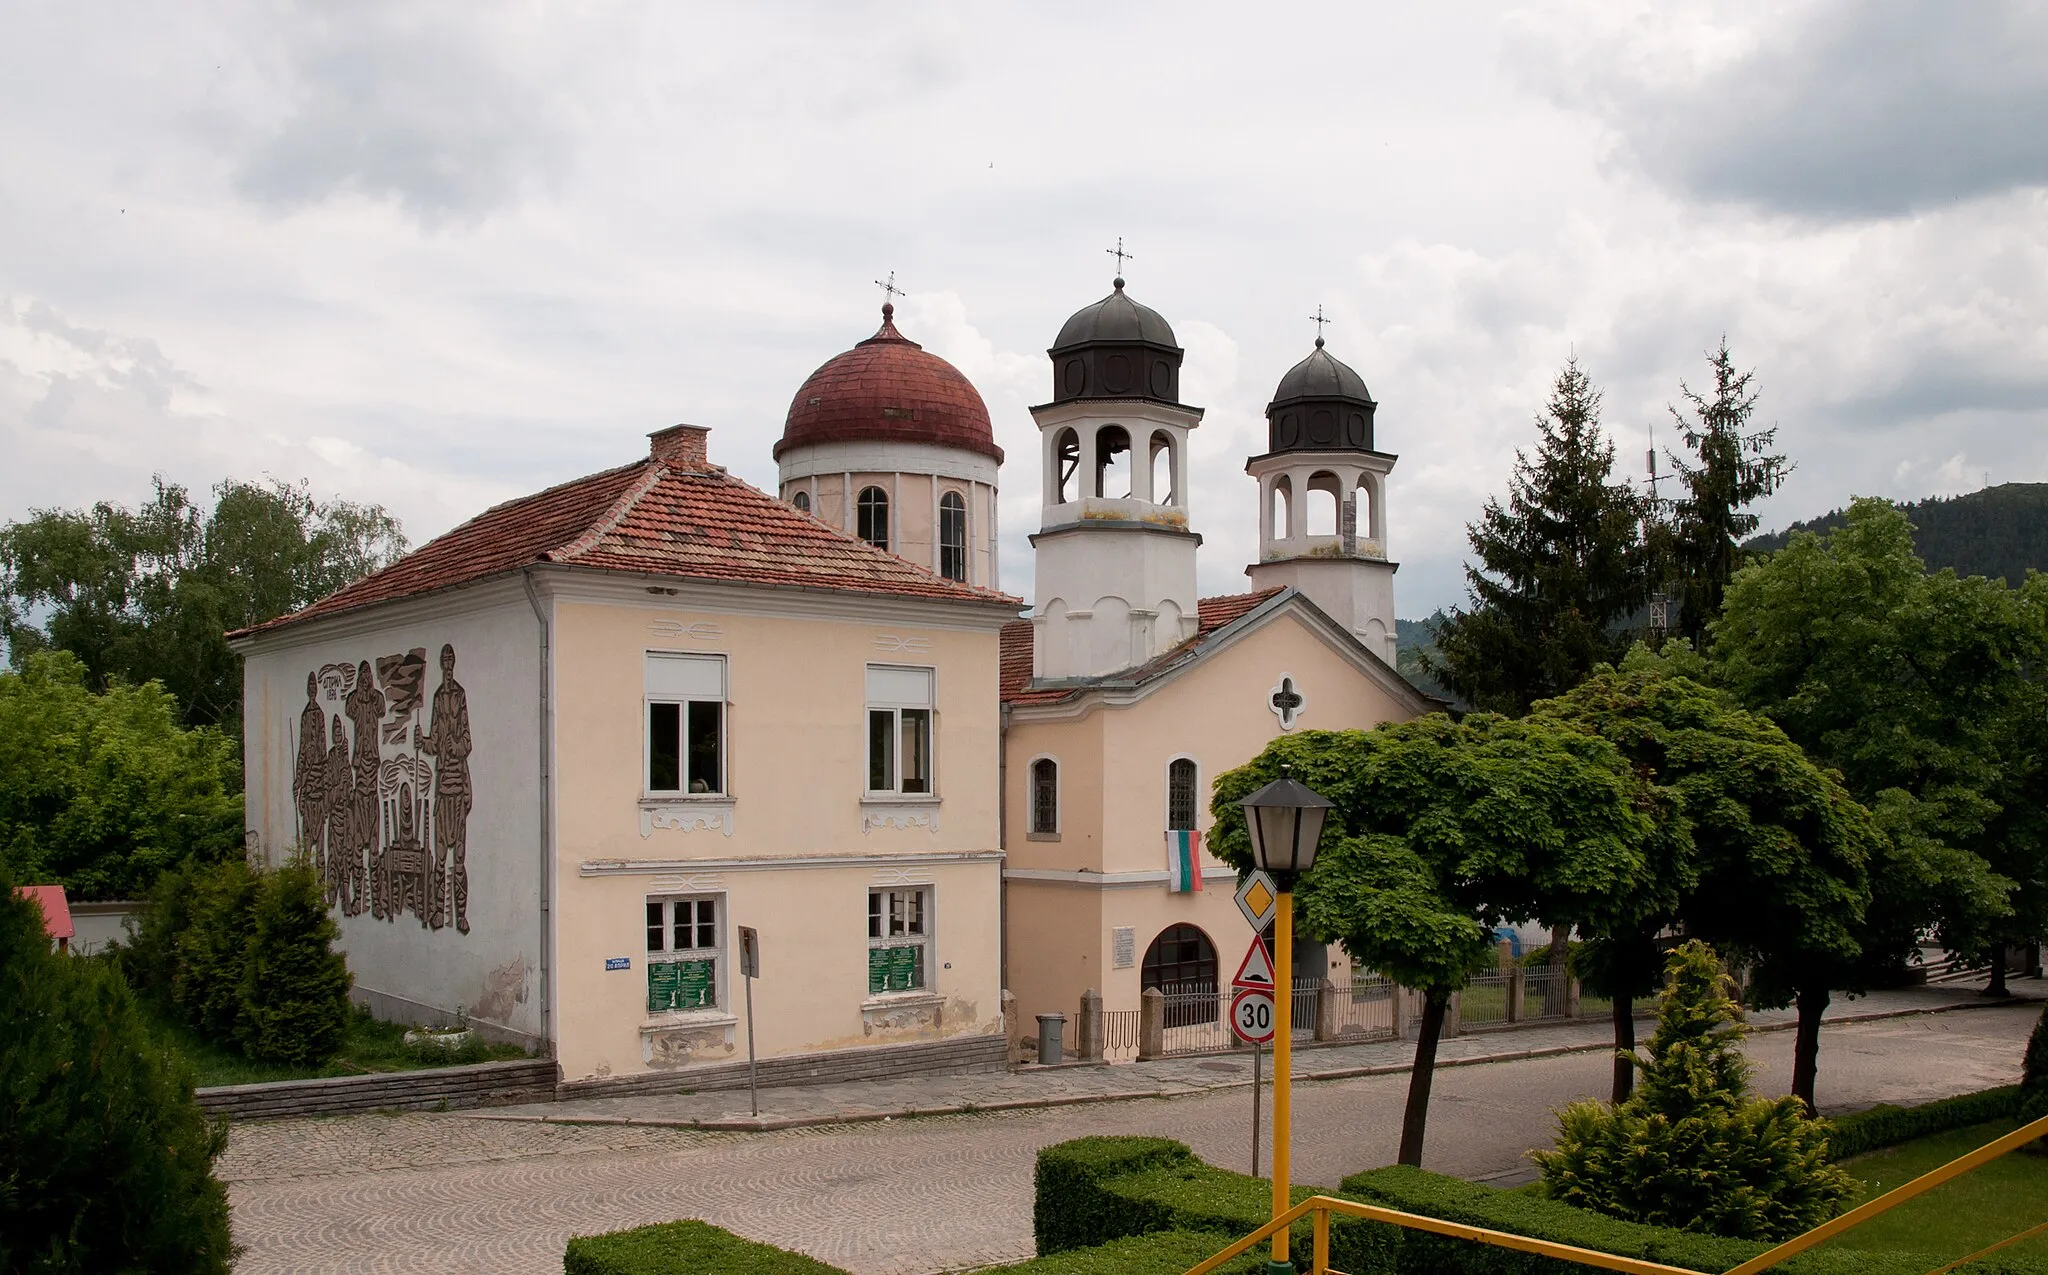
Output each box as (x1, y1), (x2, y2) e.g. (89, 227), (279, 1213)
(238, 859), (353, 1066)
(1663, 341), (1790, 648)
(1426, 358), (1651, 715)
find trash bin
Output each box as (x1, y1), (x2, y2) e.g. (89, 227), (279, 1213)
(1036, 1012), (1067, 1065)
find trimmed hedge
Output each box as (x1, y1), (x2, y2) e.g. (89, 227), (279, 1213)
(1032, 1135), (1315, 1255)
(1826, 1086), (2025, 1159)
(564, 1220), (848, 1275)
(997, 1231), (1264, 1275)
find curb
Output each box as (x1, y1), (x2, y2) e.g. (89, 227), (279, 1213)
(452, 995), (2032, 1135)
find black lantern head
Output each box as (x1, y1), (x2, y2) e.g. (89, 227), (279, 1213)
(1238, 767), (1333, 883)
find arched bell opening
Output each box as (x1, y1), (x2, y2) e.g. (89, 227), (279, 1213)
(1269, 475), (1293, 543)
(1054, 428), (1080, 504)
(1094, 425), (1132, 499)
(1149, 430), (1176, 506)
(1304, 471), (1341, 538)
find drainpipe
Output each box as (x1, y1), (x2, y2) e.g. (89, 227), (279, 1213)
(522, 569), (555, 1060)
(999, 700), (1011, 991)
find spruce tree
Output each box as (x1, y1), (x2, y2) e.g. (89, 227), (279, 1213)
(1425, 358), (1651, 715)
(1663, 341), (1790, 648)
(0, 874), (236, 1272)
(238, 859), (353, 1065)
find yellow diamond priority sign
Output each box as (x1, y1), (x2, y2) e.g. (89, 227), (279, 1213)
(1234, 869), (1278, 932)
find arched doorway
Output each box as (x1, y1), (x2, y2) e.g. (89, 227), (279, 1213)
(1142, 923), (1218, 1027)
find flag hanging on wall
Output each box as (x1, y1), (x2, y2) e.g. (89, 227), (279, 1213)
(1166, 829), (1204, 893)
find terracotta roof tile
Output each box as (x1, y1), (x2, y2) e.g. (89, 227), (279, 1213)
(239, 452), (1021, 639)
(775, 306), (1003, 463)
(999, 587), (1286, 706)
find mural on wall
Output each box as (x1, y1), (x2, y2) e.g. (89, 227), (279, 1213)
(289, 643), (475, 933)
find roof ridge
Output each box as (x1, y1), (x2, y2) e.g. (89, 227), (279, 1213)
(548, 461), (667, 563)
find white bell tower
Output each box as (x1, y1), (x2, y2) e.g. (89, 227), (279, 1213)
(1030, 278), (1203, 679)
(1244, 336), (1399, 664)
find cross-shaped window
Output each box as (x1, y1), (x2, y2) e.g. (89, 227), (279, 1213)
(1268, 676), (1306, 730)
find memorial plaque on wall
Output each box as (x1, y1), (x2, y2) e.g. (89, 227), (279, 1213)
(647, 958), (716, 1012)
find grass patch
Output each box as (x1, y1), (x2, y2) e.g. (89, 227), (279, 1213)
(1822, 1118), (2048, 1265)
(144, 1001), (528, 1087)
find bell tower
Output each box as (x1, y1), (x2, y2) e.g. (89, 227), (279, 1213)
(1030, 276), (1203, 679)
(1244, 335), (1399, 663)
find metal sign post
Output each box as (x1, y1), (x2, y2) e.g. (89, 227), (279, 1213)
(1251, 1042), (1262, 1178)
(1231, 935), (1278, 1182)
(738, 925), (761, 1117)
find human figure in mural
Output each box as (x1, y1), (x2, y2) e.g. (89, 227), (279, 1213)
(415, 644), (474, 934)
(323, 717), (353, 910)
(344, 659), (384, 918)
(295, 672), (329, 877)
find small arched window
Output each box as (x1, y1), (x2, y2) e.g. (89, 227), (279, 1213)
(1167, 758), (1198, 831)
(791, 490), (811, 514)
(1054, 429), (1080, 503)
(857, 487), (890, 550)
(939, 491), (967, 581)
(1030, 758), (1058, 836)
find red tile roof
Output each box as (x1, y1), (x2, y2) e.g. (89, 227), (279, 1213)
(238, 443), (1022, 639)
(1000, 588), (1286, 706)
(18, 885), (73, 942)
(775, 305), (1003, 464)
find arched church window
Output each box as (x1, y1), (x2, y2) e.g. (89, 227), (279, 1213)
(1095, 425), (1131, 499)
(791, 490), (811, 515)
(857, 487), (890, 550)
(1142, 923), (1218, 1026)
(1030, 758), (1058, 836)
(939, 491), (967, 582)
(1055, 429), (1080, 503)
(1167, 758), (1198, 831)
(1305, 471), (1340, 537)
(1149, 431), (1176, 505)
(1270, 476), (1293, 541)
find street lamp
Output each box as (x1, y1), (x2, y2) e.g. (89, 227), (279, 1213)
(1239, 766), (1333, 1275)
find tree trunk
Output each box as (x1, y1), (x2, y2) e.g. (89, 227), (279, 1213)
(1610, 995), (1635, 1103)
(1791, 986), (1829, 1114)
(1398, 993), (1449, 1167)
(1543, 925), (1570, 1016)
(1987, 951), (2010, 998)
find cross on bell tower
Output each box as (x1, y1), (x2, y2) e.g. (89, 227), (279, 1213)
(1104, 237), (1133, 280)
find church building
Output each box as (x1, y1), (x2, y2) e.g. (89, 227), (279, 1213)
(233, 268), (1434, 1083)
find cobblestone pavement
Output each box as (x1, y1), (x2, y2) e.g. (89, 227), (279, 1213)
(222, 994), (2039, 1275)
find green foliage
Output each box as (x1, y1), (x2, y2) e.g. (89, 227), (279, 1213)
(237, 860), (353, 1065)
(0, 474), (406, 731)
(1827, 1086), (2025, 1159)
(1745, 482), (2048, 589)
(1660, 340), (1791, 647)
(994, 1231), (1264, 1275)
(1533, 941), (1854, 1239)
(0, 651), (243, 899)
(1031, 1136), (1309, 1255)
(1424, 358), (1652, 715)
(0, 872), (236, 1274)
(132, 855), (352, 1067)
(2024, 1005), (2048, 1130)
(563, 1219), (849, 1275)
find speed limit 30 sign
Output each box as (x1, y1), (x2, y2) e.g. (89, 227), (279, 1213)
(1230, 987), (1276, 1044)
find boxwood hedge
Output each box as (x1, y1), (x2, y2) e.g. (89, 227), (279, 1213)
(563, 1220), (847, 1275)
(1824, 1085), (2024, 1159)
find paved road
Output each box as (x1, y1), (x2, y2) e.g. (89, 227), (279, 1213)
(221, 1003), (2038, 1275)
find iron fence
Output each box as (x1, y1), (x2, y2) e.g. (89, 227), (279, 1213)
(1101, 1007), (1141, 1063)
(1154, 978), (1400, 1057)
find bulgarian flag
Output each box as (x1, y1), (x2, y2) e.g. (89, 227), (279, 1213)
(1166, 829), (1204, 893)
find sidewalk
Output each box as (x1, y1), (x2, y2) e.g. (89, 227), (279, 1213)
(461, 980), (2036, 1134)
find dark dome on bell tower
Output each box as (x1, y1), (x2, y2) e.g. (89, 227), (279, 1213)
(1264, 338), (1378, 454)
(1046, 278), (1185, 406)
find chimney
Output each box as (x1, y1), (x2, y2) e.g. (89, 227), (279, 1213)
(648, 424), (711, 469)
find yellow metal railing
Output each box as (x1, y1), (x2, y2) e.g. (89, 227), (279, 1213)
(1184, 1111), (2048, 1275)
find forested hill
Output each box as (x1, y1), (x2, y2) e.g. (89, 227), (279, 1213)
(1743, 483), (2048, 586)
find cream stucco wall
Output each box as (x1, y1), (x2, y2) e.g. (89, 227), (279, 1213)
(544, 578), (1008, 1080)
(1004, 605), (1419, 1023)
(238, 579), (546, 1044)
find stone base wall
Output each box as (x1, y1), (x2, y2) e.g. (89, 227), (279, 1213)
(196, 1059), (559, 1120)
(558, 1033), (1007, 1102)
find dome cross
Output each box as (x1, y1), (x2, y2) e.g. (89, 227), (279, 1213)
(1310, 305), (1330, 348)
(1105, 237), (1133, 281)
(874, 271), (905, 306)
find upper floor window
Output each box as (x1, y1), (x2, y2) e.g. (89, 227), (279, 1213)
(646, 653), (725, 795)
(1167, 758), (1198, 831)
(1030, 758), (1058, 836)
(939, 491), (967, 582)
(866, 665), (933, 795)
(857, 487), (890, 550)
(646, 895), (721, 1011)
(791, 490), (811, 514)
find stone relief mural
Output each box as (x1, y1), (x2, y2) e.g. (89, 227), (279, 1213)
(290, 643), (475, 934)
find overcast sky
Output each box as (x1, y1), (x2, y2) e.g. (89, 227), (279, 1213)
(4, 0), (2044, 618)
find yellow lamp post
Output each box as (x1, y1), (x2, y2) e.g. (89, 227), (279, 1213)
(1238, 767), (1333, 1275)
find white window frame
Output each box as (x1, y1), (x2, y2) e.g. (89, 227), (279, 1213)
(1027, 754), (1060, 840)
(865, 664), (937, 798)
(644, 893), (724, 1014)
(645, 652), (728, 798)
(938, 489), (968, 582)
(867, 885), (933, 996)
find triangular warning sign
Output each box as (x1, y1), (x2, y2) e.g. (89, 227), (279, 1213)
(1232, 938), (1275, 991)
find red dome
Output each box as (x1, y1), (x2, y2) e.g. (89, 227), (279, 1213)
(775, 305), (1003, 464)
